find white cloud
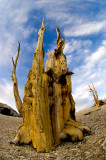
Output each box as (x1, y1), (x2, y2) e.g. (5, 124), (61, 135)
(75, 97), (93, 112)
(63, 39), (92, 69)
(102, 40), (106, 46)
(85, 46), (106, 64)
(0, 34), (16, 66)
(0, 0), (36, 67)
(0, 0), (106, 112)
(0, 79), (15, 110)
(71, 40), (106, 111)
(64, 39), (92, 54)
(64, 20), (106, 37)
(0, 79), (23, 112)
(66, 55), (72, 65)
(73, 84), (90, 99)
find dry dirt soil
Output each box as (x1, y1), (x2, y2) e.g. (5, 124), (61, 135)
(0, 104), (106, 160)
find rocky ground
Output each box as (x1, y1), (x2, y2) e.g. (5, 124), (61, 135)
(0, 104), (106, 160)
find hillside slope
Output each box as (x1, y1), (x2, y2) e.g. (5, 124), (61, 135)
(0, 102), (20, 117)
(0, 105), (106, 160)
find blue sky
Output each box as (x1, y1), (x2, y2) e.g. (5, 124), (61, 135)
(0, 0), (106, 112)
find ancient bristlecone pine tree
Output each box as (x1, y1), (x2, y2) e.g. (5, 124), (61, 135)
(89, 82), (100, 108)
(12, 19), (90, 152)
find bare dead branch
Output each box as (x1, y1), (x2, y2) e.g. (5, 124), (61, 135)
(12, 41), (23, 117)
(12, 41), (20, 74)
(12, 57), (14, 65)
(89, 83), (100, 108)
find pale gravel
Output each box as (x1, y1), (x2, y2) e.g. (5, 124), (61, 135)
(0, 104), (106, 160)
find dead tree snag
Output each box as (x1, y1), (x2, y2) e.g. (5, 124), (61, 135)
(12, 19), (90, 152)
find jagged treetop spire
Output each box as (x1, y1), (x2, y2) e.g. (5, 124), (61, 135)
(55, 27), (65, 53)
(42, 18), (45, 28)
(33, 19), (45, 75)
(56, 27), (61, 44)
(38, 18), (45, 38)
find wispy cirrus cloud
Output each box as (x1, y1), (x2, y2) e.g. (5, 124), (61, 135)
(71, 40), (106, 111)
(64, 39), (92, 67)
(64, 39), (92, 55)
(64, 20), (106, 37)
(85, 45), (106, 66)
(0, 0), (36, 67)
(0, 0), (106, 112)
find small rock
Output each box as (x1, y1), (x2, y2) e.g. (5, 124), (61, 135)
(85, 151), (90, 155)
(101, 138), (106, 150)
(19, 156), (26, 159)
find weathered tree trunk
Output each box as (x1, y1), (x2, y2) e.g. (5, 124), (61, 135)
(12, 19), (90, 152)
